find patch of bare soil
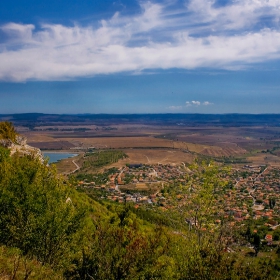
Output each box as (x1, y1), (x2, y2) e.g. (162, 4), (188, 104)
(31, 141), (75, 150)
(62, 136), (175, 149)
(247, 153), (280, 166)
(200, 143), (247, 157)
(107, 149), (194, 168)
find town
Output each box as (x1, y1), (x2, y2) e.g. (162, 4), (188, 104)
(77, 163), (188, 204)
(77, 163), (280, 230)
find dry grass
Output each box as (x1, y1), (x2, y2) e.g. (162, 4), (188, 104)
(23, 132), (55, 142)
(135, 183), (149, 190)
(53, 148), (194, 174)
(54, 154), (83, 174)
(247, 154), (280, 167)
(109, 149), (194, 168)
(63, 136), (175, 149)
(199, 143), (246, 157)
(119, 182), (162, 192)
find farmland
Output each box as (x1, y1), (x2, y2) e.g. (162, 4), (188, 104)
(2, 113), (280, 171)
(23, 129), (280, 171)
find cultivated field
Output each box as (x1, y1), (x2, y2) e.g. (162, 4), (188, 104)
(20, 122), (280, 171)
(110, 149), (194, 167)
(54, 149), (194, 174)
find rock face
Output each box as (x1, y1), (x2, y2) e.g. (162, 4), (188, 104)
(0, 135), (44, 163)
(0, 139), (13, 148)
(15, 135), (27, 146)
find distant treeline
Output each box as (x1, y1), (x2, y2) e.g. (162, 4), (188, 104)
(82, 150), (128, 169)
(1, 113), (280, 127)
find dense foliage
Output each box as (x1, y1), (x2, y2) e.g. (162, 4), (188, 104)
(76, 167), (118, 184)
(82, 150), (127, 170)
(0, 147), (86, 270)
(0, 121), (18, 142)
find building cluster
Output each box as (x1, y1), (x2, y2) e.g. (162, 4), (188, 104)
(77, 164), (187, 205)
(223, 165), (280, 225)
(78, 163), (280, 234)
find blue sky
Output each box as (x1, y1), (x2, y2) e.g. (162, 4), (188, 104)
(1, 0), (280, 114)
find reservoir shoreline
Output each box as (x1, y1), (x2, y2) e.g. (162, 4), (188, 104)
(43, 152), (79, 164)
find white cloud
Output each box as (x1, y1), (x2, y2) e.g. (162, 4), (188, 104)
(203, 101), (213, 105)
(1, 0), (280, 81)
(191, 101), (201, 105)
(186, 100), (213, 106)
(186, 0), (280, 32)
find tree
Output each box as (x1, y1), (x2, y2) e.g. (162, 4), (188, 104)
(269, 197), (276, 209)
(0, 146), (10, 162)
(174, 161), (229, 241)
(0, 152), (85, 268)
(66, 205), (175, 280)
(253, 233), (261, 256)
(165, 161), (237, 279)
(0, 121), (18, 142)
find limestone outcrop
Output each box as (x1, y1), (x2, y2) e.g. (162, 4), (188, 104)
(0, 135), (44, 163)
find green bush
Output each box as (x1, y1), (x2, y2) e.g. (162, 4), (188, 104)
(0, 152), (85, 269)
(0, 121), (18, 142)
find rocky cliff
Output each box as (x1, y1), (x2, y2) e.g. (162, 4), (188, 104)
(0, 135), (44, 163)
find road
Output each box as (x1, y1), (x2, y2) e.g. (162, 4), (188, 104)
(250, 166), (268, 208)
(145, 155), (150, 163)
(66, 160), (80, 175)
(115, 167), (125, 192)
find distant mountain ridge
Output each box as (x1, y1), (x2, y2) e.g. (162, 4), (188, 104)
(1, 113), (280, 127)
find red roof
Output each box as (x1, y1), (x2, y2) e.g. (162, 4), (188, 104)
(265, 234), (273, 241)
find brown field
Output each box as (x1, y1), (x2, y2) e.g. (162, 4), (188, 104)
(199, 143), (246, 157)
(135, 183), (149, 190)
(21, 123), (280, 171)
(119, 182), (162, 193)
(25, 131), (246, 157)
(111, 149), (194, 167)
(32, 141), (75, 150)
(23, 132), (54, 142)
(53, 148), (194, 174)
(65, 136), (175, 149)
(247, 153), (280, 166)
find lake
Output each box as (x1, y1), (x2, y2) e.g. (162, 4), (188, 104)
(43, 152), (78, 163)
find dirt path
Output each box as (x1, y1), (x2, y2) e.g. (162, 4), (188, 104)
(66, 160), (80, 175)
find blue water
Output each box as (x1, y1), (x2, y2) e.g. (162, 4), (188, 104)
(43, 152), (78, 163)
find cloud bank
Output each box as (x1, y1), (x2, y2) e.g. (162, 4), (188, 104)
(1, 0), (280, 81)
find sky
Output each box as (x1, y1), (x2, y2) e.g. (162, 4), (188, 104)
(1, 0), (280, 114)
